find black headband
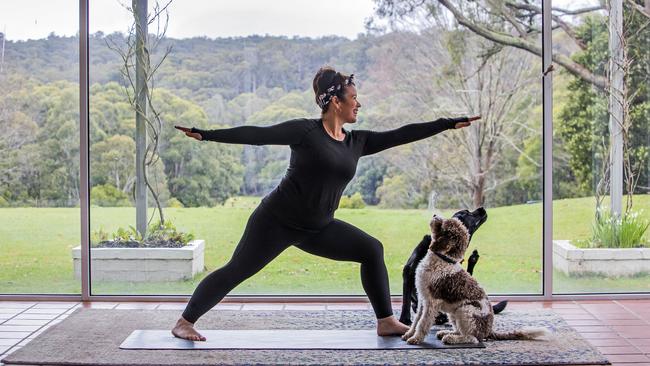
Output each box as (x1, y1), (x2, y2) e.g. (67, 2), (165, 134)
(316, 74), (355, 110)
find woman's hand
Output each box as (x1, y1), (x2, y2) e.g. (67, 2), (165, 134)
(454, 115), (481, 129)
(175, 125), (203, 141)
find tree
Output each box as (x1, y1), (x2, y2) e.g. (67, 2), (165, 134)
(240, 91), (313, 195)
(91, 135), (136, 192)
(558, 13), (650, 211)
(343, 157), (389, 205)
(0, 76), (40, 204)
(372, 0), (611, 89)
(372, 0), (650, 214)
(376, 174), (419, 208)
(154, 89), (245, 207)
(361, 25), (540, 208)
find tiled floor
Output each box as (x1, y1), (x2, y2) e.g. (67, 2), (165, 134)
(0, 299), (649, 365)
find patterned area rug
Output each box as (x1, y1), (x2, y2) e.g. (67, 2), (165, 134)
(1, 307), (610, 365)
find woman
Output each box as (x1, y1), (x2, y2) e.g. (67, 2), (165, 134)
(172, 66), (480, 341)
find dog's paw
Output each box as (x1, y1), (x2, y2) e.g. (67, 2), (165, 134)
(401, 330), (415, 341)
(406, 335), (424, 345)
(442, 334), (479, 345)
(436, 330), (453, 340)
(441, 334), (456, 344)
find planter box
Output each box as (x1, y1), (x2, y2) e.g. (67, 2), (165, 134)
(72, 240), (205, 282)
(553, 240), (650, 277)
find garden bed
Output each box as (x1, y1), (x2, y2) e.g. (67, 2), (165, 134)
(553, 240), (650, 277)
(71, 240), (205, 282)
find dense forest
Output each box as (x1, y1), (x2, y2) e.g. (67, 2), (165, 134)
(0, 14), (647, 209)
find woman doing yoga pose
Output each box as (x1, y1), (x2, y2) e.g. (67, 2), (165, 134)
(172, 66), (480, 341)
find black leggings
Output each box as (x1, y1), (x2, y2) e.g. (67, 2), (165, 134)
(181, 205), (393, 323)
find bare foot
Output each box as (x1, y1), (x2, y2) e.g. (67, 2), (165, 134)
(171, 317), (206, 341)
(376, 315), (410, 336)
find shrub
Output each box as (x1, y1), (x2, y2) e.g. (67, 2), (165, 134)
(376, 175), (414, 208)
(338, 192), (366, 209)
(166, 197), (184, 208)
(90, 184), (131, 207)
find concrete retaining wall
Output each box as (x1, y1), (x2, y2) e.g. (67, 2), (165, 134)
(72, 240), (205, 282)
(553, 240), (650, 277)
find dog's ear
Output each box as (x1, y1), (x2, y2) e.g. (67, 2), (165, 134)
(430, 216), (443, 237)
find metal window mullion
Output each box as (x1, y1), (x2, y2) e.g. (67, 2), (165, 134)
(80, 0), (90, 301)
(542, 0), (553, 299)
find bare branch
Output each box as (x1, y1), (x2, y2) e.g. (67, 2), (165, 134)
(437, 0), (607, 89)
(552, 5), (604, 15)
(625, 0), (650, 19)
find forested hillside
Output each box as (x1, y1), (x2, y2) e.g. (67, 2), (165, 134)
(1, 25), (644, 209)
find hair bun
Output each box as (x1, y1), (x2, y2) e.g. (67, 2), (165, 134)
(312, 66), (354, 112)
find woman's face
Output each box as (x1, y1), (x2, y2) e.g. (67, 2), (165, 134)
(334, 85), (361, 123)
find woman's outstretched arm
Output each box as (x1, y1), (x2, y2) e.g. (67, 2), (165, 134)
(183, 118), (311, 146)
(359, 117), (474, 156)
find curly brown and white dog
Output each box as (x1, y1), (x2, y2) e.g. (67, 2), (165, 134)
(402, 214), (551, 345)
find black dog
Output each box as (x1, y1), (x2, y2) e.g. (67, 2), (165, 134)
(399, 207), (508, 326)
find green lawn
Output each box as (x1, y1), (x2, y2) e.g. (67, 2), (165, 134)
(1, 195), (648, 295)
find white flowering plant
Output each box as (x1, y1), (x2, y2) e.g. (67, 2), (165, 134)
(584, 208), (650, 248)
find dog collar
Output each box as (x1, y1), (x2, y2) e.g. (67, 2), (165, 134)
(434, 251), (458, 264)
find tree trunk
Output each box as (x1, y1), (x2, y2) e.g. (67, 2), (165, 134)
(609, 0), (624, 217)
(134, 0), (148, 236)
(470, 122), (485, 208)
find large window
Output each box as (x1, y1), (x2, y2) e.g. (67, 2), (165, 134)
(86, 0), (543, 296)
(0, 1), (80, 294)
(552, 0), (650, 294)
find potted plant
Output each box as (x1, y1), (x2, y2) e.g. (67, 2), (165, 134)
(72, 220), (205, 282)
(554, 208), (649, 277)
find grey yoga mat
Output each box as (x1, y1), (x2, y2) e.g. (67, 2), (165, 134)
(120, 329), (486, 350)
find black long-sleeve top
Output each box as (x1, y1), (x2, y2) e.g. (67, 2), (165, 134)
(191, 117), (467, 232)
